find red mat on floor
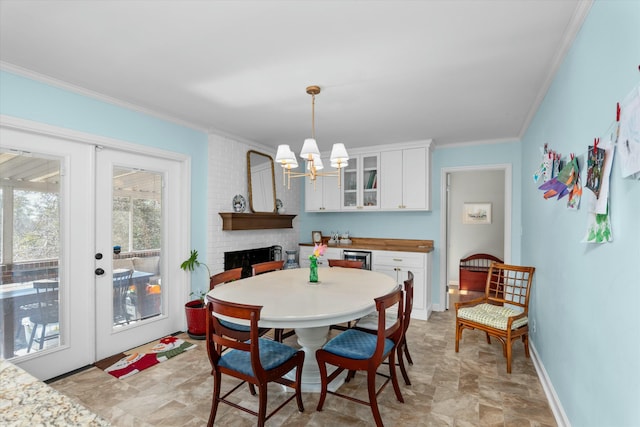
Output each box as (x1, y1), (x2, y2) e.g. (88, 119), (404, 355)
(95, 336), (196, 379)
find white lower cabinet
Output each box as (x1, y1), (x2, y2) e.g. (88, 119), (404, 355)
(298, 246), (342, 268)
(372, 250), (431, 320)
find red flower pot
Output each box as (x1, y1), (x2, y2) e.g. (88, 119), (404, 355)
(184, 299), (207, 339)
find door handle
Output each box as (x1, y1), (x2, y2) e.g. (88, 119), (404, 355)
(95, 268), (105, 276)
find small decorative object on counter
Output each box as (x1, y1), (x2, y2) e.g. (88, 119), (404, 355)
(284, 250), (299, 269)
(308, 243), (327, 283)
(276, 199), (285, 214)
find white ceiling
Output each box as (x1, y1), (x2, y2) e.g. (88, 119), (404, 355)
(0, 0), (590, 150)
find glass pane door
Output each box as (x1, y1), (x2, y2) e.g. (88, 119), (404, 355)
(0, 151), (61, 358)
(111, 168), (163, 325)
(95, 147), (185, 361)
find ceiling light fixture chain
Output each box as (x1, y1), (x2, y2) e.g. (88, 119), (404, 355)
(275, 85), (349, 190)
(308, 85), (320, 140)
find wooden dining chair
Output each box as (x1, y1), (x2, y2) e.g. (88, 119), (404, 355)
(251, 260), (285, 276)
(251, 260), (292, 342)
(327, 258), (364, 331)
(354, 271), (414, 385)
(455, 262), (535, 373)
(209, 267), (242, 289)
(209, 268), (270, 343)
(27, 280), (60, 352)
(327, 259), (363, 269)
(316, 287), (405, 427)
(205, 298), (305, 427)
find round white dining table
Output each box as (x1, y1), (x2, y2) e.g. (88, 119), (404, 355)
(206, 267), (397, 391)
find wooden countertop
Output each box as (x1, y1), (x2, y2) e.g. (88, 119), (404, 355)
(300, 237), (434, 253)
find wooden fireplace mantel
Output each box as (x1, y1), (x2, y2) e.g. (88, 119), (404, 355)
(219, 212), (296, 231)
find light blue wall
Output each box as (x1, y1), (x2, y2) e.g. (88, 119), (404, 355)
(0, 70), (209, 289)
(521, 1), (639, 426)
(300, 139), (523, 307)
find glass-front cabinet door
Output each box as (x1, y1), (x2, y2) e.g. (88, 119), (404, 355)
(361, 154), (379, 209)
(341, 153), (379, 210)
(342, 157), (358, 209)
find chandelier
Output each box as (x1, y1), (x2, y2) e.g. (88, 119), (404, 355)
(275, 85), (349, 189)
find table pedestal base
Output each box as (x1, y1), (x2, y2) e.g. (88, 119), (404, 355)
(290, 326), (347, 393)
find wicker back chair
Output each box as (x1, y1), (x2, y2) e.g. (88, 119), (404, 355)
(455, 262), (535, 373)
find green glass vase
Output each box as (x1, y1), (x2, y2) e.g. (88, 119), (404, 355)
(309, 257), (318, 283)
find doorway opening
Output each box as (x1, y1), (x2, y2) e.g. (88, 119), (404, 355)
(439, 164), (512, 310)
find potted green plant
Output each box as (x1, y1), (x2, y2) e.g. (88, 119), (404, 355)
(180, 249), (211, 340)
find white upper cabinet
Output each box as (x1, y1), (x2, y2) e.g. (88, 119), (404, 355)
(380, 145), (430, 210)
(341, 153), (379, 210)
(305, 175), (340, 212)
(304, 140), (431, 212)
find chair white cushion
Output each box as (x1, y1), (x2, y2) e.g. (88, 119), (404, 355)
(457, 303), (528, 330)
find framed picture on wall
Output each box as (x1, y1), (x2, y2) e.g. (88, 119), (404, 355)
(312, 231), (323, 244)
(463, 202), (491, 224)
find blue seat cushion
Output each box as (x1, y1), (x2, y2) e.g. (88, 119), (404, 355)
(219, 318), (250, 332)
(322, 329), (394, 360)
(219, 338), (297, 376)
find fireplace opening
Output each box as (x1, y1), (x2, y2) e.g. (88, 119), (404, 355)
(224, 246), (279, 278)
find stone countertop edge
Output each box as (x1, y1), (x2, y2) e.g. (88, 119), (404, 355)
(0, 359), (110, 426)
(299, 238), (434, 253)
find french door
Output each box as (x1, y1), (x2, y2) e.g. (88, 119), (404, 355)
(94, 147), (185, 360)
(1, 121), (188, 379)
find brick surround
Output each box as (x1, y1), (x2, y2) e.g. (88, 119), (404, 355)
(207, 134), (301, 275)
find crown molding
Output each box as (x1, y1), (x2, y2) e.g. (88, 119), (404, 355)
(436, 137), (518, 149)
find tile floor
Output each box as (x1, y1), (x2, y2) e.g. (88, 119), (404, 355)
(50, 292), (556, 426)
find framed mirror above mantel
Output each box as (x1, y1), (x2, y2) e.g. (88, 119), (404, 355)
(247, 150), (276, 213)
(219, 150), (296, 230)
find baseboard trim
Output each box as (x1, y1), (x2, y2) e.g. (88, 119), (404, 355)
(530, 342), (571, 427)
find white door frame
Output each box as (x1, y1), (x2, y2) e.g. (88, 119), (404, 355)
(438, 164), (511, 311)
(1, 115), (191, 379)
